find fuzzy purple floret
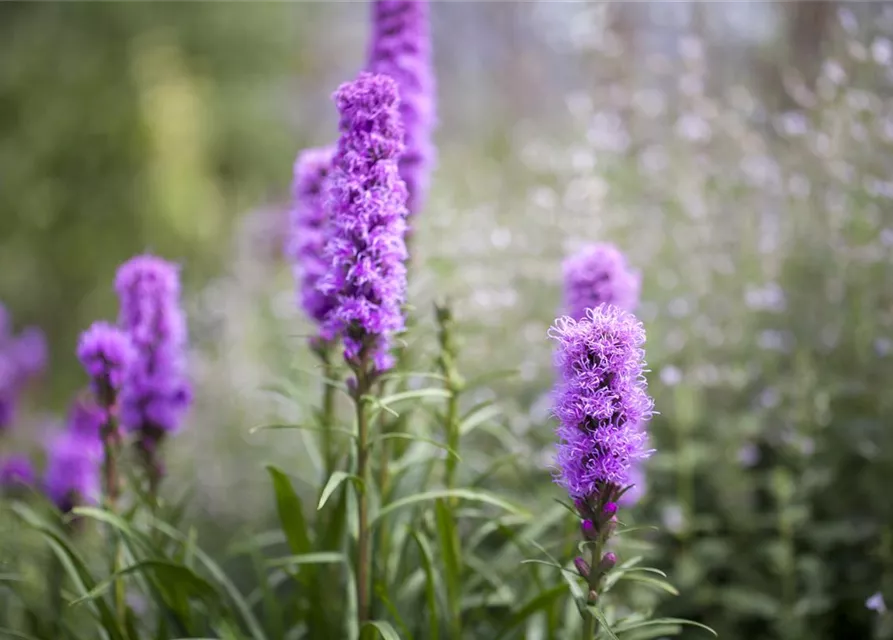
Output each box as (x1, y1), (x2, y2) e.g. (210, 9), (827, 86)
(0, 306), (47, 430)
(319, 72), (409, 371)
(287, 146), (338, 327)
(618, 464), (646, 506)
(563, 243), (641, 321)
(115, 255), (191, 435)
(0, 454), (35, 487)
(67, 399), (105, 455)
(77, 322), (135, 398)
(44, 430), (101, 511)
(550, 306), (654, 499)
(367, 0), (436, 216)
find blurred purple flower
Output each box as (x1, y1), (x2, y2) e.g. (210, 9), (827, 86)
(368, 0), (436, 216)
(77, 322), (135, 402)
(319, 72), (409, 371)
(618, 464), (646, 507)
(563, 243), (641, 320)
(551, 306), (653, 500)
(66, 399), (105, 456)
(44, 430), (101, 512)
(286, 146), (338, 328)
(0, 454), (35, 487)
(0, 305), (48, 431)
(115, 255), (191, 436)
(866, 592), (887, 614)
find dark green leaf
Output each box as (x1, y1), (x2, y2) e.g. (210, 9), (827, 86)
(362, 620), (401, 640)
(434, 500), (462, 638)
(70, 560), (218, 607)
(411, 531), (441, 640)
(615, 618), (717, 637)
(266, 465), (312, 556)
(493, 584), (566, 640)
(369, 433), (460, 461)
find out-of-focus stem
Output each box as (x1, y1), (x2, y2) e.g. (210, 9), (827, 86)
(435, 302), (463, 495)
(318, 345), (338, 477)
(353, 354), (372, 630)
(582, 539), (603, 640)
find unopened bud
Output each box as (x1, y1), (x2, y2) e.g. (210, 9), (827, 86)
(574, 556), (591, 578)
(603, 502), (618, 516)
(587, 589), (598, 603)
(598, 552), (617, 572)
(581, 519), (597, 540)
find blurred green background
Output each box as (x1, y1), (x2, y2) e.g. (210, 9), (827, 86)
(3, 2), (893, 639)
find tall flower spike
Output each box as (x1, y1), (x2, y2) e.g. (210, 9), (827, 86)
(287, 146), (338, 329)
(367, 0), (436, 216)
(77, 322), (135, 404)
(551, 305), (653, 500)
(115, 255), (191, 436)
(0, 314), (47, 431)
(320, 72), (409, 372)
(563, 243), (641, 321)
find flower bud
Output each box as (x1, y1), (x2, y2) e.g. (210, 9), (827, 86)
(603, 502), (618, 516)
(574, 556), (591, 578)
(581, 519), (597, 540)
(599, 551), (617, 572)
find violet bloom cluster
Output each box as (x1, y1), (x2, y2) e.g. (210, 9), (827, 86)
(0, 454), (35, 488)
(44, 429), (101, 512)
(0, 303), (47, 430)
(563, 243), (641, 321)
(287, 146), (338, 328)
(320, 72), (409, 371)
(367, 0), (436, 216)
(77, 321), (135, 405)
(550, 305), (653, 501)
(114, 256), (191, 438)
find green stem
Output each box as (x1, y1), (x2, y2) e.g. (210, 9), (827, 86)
(582, 540), (603, 639)
(354, 360), (372, 630)
(321, 350), (338, 477)
(101, 414), (128, 631)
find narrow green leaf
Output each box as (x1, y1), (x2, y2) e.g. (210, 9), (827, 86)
(267, 552), (344, 568)
(615, 617), (717, 637)
(362, 620), (401, 640)
(70, 560), (217, 607)
(434, 500), (462, 638)
(588, 607), (620, 640)
(617, 574), (679, 596)
(152, 521), (269, 640)
(371, 388), (451, 411)
(411, 531), (441, 640)
(373, 489), (528, 526)
(369, 432), (460, 460)
(250, 423), (357, 438)
(493, 584), (566, 640)
(0, 628), (43, 640)
(70, 506), (154, 551)
(458, 402), (502, 436)
(266, 465), (312, 555)
(318, 471), (364, 510)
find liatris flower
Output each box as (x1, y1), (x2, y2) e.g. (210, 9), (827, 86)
(44, 430), (101, 512)
(0, 322), (47, 430)
(77, 322), (135, 404)
(115, 255), (191, 436)
(287, 146), (338, 328)
(618, 464), (646, 507)
(66, 399), (104, 454)
(320, 72), (409, 372)
(0, 454), (35, 488)
(551, 305), (653, 501)
(367, 0), (435, 216)
(563, 243), (641, 321)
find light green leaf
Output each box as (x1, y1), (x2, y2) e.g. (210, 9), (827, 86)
(267, 552), (344, 569)
(362, 620), (401, 640)
(369, 432), (460, 461)
(373, 489), (528, 526)
(411, 531), (441, 640)
(435, 500), (462, 637)
(615, 617), (717, 637)
(266, 465), (312, 556)
(458, 402), (502, 436)
(371, 388), (451, 410)
(249, 423), (356, 438)
(318, 471), (364, 510)
(616, 573), (679, 596)
(588, 606), (620, 640)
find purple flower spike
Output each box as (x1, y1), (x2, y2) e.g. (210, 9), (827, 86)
(550, 306), (654, 500)
(0, 320), (48, 431)
(67, 400), (105, 455)
(367, 0), (436, 216)
(320, 72), (409, 372)
(44, 430), (101, 512)
(0, 454), (35, 487)
(563, 243), (641, 321)
(77, 322), (135, 400)
(287, 146), (338, 328)
(115, 255), (191, 435)
(11, 327), (48, 380)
